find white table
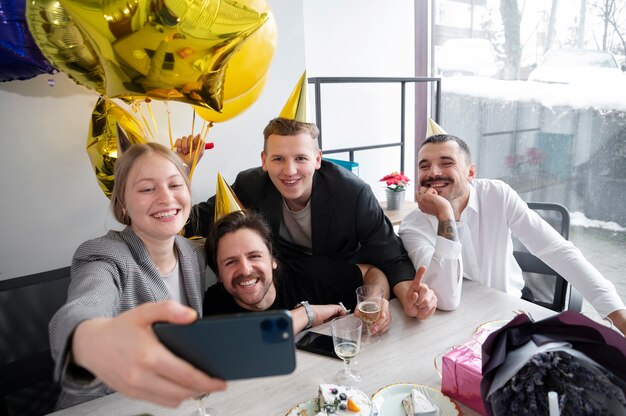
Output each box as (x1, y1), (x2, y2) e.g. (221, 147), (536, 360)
(48, 281), (554, 416)
(380, 200), (418, 226)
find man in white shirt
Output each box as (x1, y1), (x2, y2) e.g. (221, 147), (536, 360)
(399, 133), (626, 335)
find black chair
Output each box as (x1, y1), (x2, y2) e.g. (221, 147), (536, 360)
(0, 267), (71, 416)
(513, 202), (583, 312)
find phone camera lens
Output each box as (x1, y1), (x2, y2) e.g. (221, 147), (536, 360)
(276, 317), (289, 329)
(260, 319), (273, 331)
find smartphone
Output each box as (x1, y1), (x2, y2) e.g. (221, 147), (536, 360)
(295, 331), (340, 360)
(153, 310), (296, 380)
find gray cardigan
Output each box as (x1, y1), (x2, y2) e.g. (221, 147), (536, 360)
(49, 228), (206, 409)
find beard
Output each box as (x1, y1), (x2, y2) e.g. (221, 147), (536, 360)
(230, 271), (273, 308)
(421, 175), (468, 202)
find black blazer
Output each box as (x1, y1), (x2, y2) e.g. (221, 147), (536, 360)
(188, 161), (415, 287)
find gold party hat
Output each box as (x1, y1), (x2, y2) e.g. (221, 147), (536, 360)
(214, 172), (244, 222)
(116, 122), (133, 155)
(279, 71), (313, 123)
(426, 118), (447, 137)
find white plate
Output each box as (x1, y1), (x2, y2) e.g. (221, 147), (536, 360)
(285, 388), (374, 415)
(371, 383), (459, 416)
(285, 398), (316, 416)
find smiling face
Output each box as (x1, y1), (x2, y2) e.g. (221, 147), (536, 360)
(261, 132), (322, 211)
(418, 140), (476, 205)
(123, 152), (191, 244)
(216, 228), (277, 311)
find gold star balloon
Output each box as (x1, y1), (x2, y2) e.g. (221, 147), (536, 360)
(26, 0), (105, 95)
(31, 0), (268, 111)
(86, 97), (147, 197)
(195, 0), (277, 123)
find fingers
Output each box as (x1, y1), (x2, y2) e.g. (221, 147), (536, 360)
(416, 186), (433, 197)
(409, 265), (426, 292)
(332, 304), (346, 319)
(137, 300), (197, 325)
(72, 300), (215, 408)
(147, 345), (227, 405)
(173, 138), (183, 153)
(176, 135), (191, 155)
(415, 284), (433, 309)
(400, 267), (436, 320)
(314, 304), (345, 326)
(414, 285), (437, 319)
(173, 134), (202, 155)
(370, 299), (391, 334)
(118, 349), (226, 408)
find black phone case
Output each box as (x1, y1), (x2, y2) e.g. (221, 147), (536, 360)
(295, 331), (340, 360)
(153, 310), (296, 380)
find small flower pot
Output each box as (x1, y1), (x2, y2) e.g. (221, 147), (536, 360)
(385, 188), (405, 210)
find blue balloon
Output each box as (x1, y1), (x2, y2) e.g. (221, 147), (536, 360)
(0, 0), (55, 82)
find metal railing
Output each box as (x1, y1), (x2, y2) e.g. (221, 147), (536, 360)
(308, 76), (442, 173)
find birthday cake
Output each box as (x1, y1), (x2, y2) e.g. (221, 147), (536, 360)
(315, 384), (373, 415)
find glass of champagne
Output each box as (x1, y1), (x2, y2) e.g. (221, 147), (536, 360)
(355, 285), (384, 341)
(331, 315), (362, 385)
(192, 393), (216, 416)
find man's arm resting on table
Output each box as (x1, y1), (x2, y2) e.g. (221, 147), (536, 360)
(399, 192), (461, 311)
(358, 264), (391, 299)
(71, 301), (227, 408)
(291, 304), (346, 334)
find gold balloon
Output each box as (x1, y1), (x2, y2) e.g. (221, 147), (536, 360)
(26, 0), (105, 95)
(86, 97), (147, 197)
(195, 73), (268, 123)
(53, 0), (269, 111)
(192, 0), (277, 123)
(217, 0), (277, 99)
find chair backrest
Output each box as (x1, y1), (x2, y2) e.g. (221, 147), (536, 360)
(0, 267), (71, 416)
(513, 202), (583, 312)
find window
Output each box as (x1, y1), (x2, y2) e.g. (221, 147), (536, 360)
(433, 0), (626, 312)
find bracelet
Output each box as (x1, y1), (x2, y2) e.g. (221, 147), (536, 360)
(296, 301), (315, 329)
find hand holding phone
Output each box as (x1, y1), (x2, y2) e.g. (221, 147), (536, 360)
(153, 310), (296, 380)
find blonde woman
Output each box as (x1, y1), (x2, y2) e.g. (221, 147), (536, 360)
(50, 143), (226, 409)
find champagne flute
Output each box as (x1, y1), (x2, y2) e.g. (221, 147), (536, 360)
(355, 285), (384, 342)
(192, 393), (216, 416)
(331, 315), (362, 385)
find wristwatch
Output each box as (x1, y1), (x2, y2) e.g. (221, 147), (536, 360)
(296, 301), (315, 329)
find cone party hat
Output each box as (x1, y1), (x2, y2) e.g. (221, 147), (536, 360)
(214, 172), (244, 222)
(279, 71), (313, 123)
(426, 118), (447, 138)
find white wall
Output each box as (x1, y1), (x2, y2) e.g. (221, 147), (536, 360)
(0, 0), (420, 280)
(302, 0), (417, 200)
(0, 0), (305, 280)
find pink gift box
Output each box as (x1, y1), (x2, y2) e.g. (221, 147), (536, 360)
(441, 329), (491, 415)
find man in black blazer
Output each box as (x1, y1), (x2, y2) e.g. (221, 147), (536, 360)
(180, 117), (437, 319)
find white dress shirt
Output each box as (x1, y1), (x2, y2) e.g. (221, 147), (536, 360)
(399, 179), (624, 317)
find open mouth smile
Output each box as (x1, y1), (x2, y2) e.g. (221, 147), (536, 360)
(237, 277), (259, 288)
(423, 177), (452, 192)
(151, 209), (179, 219)
(281, 178), (301, 187)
